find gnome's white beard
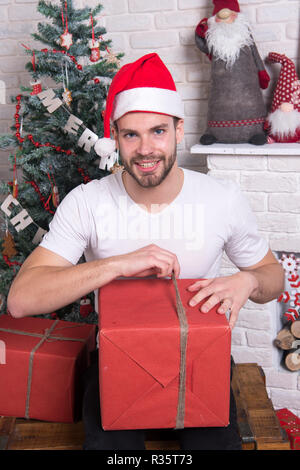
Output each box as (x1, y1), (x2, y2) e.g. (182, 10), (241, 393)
(269, 108), (300, 138)
(206, 13), (253, 68)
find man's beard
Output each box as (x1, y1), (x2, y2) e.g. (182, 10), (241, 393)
(206, 13), (253, 68)
(269, 108), (300, 138)
(120, 147), (177, 188)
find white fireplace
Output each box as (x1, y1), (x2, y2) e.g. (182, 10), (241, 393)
(190, 142), (300, 417)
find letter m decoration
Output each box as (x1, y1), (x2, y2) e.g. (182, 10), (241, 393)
(0, 340), (6, 364)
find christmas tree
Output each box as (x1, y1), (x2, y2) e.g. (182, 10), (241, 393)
(0, 0), (122, 323)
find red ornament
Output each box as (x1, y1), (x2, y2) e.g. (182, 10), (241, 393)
(80, 297), (93, 317)
(89, 40), (100, 63)
(89, 16), (100, 63)
(30, 79), (42, 96)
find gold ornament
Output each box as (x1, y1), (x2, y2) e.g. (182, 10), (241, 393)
(2, 231), (17, 258)
(106, 52), (121, 69)
(62, 88), (72, 107)
(110, 162), (124, 174)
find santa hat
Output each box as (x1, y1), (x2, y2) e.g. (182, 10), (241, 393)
(97, 53), (184, 158)
(212, 0), (240, 15)
(268, 52), (300, 113)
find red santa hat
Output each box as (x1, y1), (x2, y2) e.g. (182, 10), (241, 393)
(97, 53), (184, 158)
(212, 0), (240, 15)
(268, 52), (300, 113)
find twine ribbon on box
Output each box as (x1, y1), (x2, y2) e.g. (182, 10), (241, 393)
(0, 320), (87, 419)
(171, 272), (189, 430)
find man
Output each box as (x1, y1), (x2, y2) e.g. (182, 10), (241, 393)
(195, 0), (270, 145)
(7, 53), (284, 450)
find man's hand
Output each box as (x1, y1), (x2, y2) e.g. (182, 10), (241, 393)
(187, 271), (258, 329)
(111, 244), (181, 279)
(186, 249), (284, 330)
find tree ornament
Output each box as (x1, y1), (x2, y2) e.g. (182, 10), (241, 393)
(47, 169), (60, 208)
(60, 1), (73, 50)
(62, 88), (72, 107)
(21, 45), (42, 95)
(2, 230), (17, 259)
(12, 155), (18, 199)
(110, 150), (124, 174)
(106, 51), (121, 69)
(80, 297), (93, 318)
(89, 40), (100, 63)
(62, 61), (72, 107)
(30, 79), (42, 96)
(89, 15), (100, 63)
(110, 162), (124, 174)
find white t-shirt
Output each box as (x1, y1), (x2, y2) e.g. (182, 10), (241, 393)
(40, 168), (268, 309)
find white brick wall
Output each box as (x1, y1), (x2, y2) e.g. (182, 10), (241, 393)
(0, 0), (300, 416)
(208, 152), (300, 417)
(0, 0), (299, 179)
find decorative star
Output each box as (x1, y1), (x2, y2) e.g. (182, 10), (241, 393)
(60, 31), (73, 50)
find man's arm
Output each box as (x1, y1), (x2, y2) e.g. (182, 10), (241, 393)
(7, 244), (180, 318)
(187, 249), (284, 329)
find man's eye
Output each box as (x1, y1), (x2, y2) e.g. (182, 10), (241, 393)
(124, 132), (136, 138)
(154, 129), (165, 135)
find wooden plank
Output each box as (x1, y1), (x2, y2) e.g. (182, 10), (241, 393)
(232, 363), (290, 450)
(0, 417), (16, 450)
(231, 366), (256, 450)
(7, 419), (85, 450)
(1, 363), (291, 451)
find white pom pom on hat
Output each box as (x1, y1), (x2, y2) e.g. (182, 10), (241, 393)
(97, 53), (184, 159)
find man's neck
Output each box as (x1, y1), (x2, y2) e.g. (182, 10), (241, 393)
(121, 164), (184, 213)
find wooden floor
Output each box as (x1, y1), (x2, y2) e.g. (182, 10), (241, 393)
(0, 363), (290, 451)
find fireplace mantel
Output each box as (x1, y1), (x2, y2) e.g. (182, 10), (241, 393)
(190, 142), (300, 156)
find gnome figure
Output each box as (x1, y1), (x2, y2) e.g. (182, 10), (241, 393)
(264, 52), (300, 143)
(195, 0), (270, 145)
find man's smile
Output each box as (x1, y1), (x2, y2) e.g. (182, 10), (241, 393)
(134, 160), (161, 172)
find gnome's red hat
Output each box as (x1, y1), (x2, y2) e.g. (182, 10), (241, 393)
(212, 0), (240, 15)
(97, 53), (184, 158)
(268, 52), (300, 113)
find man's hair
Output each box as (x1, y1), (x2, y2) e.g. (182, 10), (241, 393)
(113, 116), (180, 132)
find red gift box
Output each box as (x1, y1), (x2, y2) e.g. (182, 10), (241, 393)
(0, 315), (96, 422)
(98, 278), (231, 431)
(276, 408), (300, 450)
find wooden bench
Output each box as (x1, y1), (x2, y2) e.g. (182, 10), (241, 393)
(0, 363), (290, 450)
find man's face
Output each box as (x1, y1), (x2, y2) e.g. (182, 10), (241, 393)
(112, 112), (184, 188)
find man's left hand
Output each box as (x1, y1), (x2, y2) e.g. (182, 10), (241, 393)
(187, 271), (258, 329)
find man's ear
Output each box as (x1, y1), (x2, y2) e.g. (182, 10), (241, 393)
(176, 119), (184, 145)
(111, 124), (119, 149)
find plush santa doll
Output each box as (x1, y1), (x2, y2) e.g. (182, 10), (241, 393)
(264, 52), (300, 143)
(195, 0), (270, 145)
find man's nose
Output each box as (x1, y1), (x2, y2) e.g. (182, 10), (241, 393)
(137, 136), (153, 156)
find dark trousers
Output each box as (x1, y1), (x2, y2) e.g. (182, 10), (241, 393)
(82, 354), (242, 451)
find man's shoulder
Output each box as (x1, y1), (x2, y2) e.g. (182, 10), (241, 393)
(182, 168), (239, 196)
(69, 173), (120, 199)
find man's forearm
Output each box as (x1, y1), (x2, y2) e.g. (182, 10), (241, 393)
(7, 257), (119, 318)
(245, 262), (285, 304)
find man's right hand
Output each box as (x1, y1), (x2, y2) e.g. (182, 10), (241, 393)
(111, 244), (181, 279)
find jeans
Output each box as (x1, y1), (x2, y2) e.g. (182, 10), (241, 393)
(82, 353), (242, 451)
